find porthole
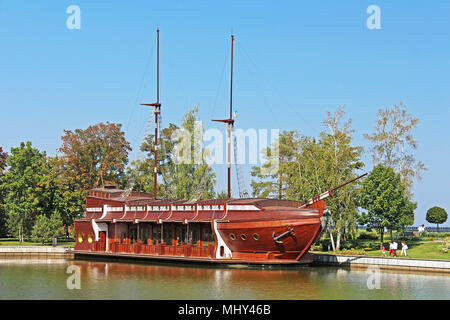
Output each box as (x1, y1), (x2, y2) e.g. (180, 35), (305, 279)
(77, 233), (84, 243)
(229, 233), (236, 240)
(253, 233), (260, 241)
(87, 233), (94, 244)
(240, 234), (247, 241)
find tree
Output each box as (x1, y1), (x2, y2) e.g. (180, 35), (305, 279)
(360, 165), (416, 248)
(251, 130), (299, 199)
(426, 206), (448, 232)
(31, 215), (51, 244)
(251, 108), (364, 250)
(170, 107), (216, 200)
(363, 102), (426, 197)
(123, 107), (216, 200)
(0, 147), (8, 237)
(0, 147), (6, 174)
(58, 122), (131, 213)
(0, 142), (46, 242)
(123, 123), (180, 198)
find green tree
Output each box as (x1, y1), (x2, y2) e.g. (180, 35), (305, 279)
(426, 206), (448, 232)
(1, 142), (46, 242)
(123, 107), (216, 200)
(31, 215), (51, 244)
(251, 130), (299, 199)
(123, 123), (180, 198)
(171, 107), (216, 200)
(360, 165), (416, 248)
(251, 108), (364, 250)
(0, 147), (8, 237)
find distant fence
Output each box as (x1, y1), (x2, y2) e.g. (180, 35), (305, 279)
(357, 226), (450, 233)
(405, 226), (450, 233)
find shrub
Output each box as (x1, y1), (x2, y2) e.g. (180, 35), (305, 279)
(358, 230), (378, 240)
(439, 238), (449, 254)
(336, 248), (367, 256)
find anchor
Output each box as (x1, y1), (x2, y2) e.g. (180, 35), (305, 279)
(272, 227), (295, 244)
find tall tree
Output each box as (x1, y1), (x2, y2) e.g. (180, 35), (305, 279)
(363, 102), (426, 197)
(123, 107), (216, 200)
(360, 165), (416, 248)
(251, 130), (299, 199)
(426, 206), (448, 232)
(123, 123), (180, 198)
(171, 107), (216, 200)
(0, 142), (46, 242)
(58, 122), (131, 213)
(251, 108), (364, 250)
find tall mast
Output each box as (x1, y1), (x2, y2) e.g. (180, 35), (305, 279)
(212, 34), (235, 199)
(141, 28), (161, 199)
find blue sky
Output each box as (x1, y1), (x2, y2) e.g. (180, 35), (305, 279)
(0, 1), (449, 226)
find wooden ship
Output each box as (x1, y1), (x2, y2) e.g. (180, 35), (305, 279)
(74, 30), (364, 265)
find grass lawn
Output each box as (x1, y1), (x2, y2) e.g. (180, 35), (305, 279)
(313, 241), (449, 260)
(364, 241), (448, 260)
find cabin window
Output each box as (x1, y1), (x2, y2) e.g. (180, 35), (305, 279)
(140, 225), (149, 242)
(220, 246), (224, 257)
(229, 233), (236, 240)
(152, 224), (161, 244)
(129, 227), (138, 244)
(188, 224), (199, 246)
(87, 233), (94, 244)
(240, 234), (247, 241)
(176, 224), (184, 246)
(77, 233), (84, 243)
(253, 233), (260, 241)
(202, 223), (214, 246)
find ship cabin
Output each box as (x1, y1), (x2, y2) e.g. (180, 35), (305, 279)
(76, 185), (257, 259)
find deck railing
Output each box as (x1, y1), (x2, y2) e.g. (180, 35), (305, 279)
(105, 240), (214, 258)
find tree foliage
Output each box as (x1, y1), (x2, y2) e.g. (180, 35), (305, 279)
(0, 142), (47, 242)
(251, 108), (364, 250)
(363, 102), (425, 197)
(0, 147), (8, 237)
(426, 206), (448, 230)
(360, 164), (416, 246)
(31, 212), (63, 244)
(59, 122), (131, 190)
(124, 107), (216, 200)
(58, 122), (131, 215)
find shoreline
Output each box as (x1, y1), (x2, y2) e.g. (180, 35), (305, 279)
(0, 246), (74, 259)
(1, 246), (449, 274)
(311, 253), (450, 274)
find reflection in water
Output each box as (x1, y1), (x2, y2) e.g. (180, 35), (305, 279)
(0, 258), (449, 300)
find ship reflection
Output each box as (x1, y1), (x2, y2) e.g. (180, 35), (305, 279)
(68, 260), (322, 299)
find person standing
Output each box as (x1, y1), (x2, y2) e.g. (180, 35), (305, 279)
(393, 241), (398, 257)
(401, 241), (408, 256)
(388, 241), (395, 257)
(381, 245), (386, 257)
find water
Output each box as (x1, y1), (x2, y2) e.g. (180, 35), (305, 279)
(0, 258), (449, 299)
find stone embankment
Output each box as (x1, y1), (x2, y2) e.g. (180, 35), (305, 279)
(311, 253), (450, 273)
(0, 246), (74, 259)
